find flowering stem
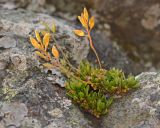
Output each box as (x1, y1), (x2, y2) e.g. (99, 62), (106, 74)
(87, 30), (102, 69)
(52, 36), (78, 72)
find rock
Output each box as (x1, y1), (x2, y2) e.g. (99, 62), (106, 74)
(0, 102), (28, 127)
(0, 7), (89, 94)
(0, 7), (90, 128)
(46, 69), (66, 87)
(0, 1), (154, 74)
(0, 0), (49, 13)
(0, 48), (27, 71)
(1, 72), (159, 128)
(0, 50), (11, 63)
(0, 122), (5, 128)
(0, 70), (7, 85)
(0, 36), (16, 48)
(141, 4), (160, 30)
(101, 72), (160, 128)
(87, 32), (144, 74)
(1, 1), (160, 71)
(44, 106), (93, 128)
(17, 0), (151, 74)
(0, 4), (159, 128)
(91, 0), (160, 69)
(21, 117), (42, 128)
(0, 8), (89, 64)
(10, 49), (27, 71)
(2, 2), (17, 10)
(47, 108), (63, 118)
(0, 61), (7, 70)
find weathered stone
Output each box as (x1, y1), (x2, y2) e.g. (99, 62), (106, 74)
(0, 61), (7, 70)
(21, 117), (42, 128)
(0, 3), (159, 128)
(47, 108), (63, 118)
(0, 102), (28, 127)
(2, 2), (17, 10)
(141, 4), (160, 30)
(0, 48), (27, 71)
(1, 0), (157, 74)
(87, 32), (143, 74)
(0, 36), (16, 48)
(0, 121), (5, 128)
(101, 72), (160, 128)
(31, 0), (160, 71)
(44, 106), (93, 128)
(10, 50), (27, 71)
(91, 0), (160, 69)
(0, 7), (91, 128)
(46, 69), (66, 87)
(0, 8), (89, 64)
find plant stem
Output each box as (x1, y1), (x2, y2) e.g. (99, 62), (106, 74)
(59, 64), (91, 85)
(52, 36), (78, 72)
(87, 30), (102, 69)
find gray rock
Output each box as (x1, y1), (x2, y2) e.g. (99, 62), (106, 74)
(47, 108), (63, 118)
(92, 0), (160, 69)
(0, 7), (90, 128)
(0, 5), (159, 128)
(0, 0), (152, 74)
(102, 72), (160, 128)
(0, 7), (89, 89)
(0, 102), (28, 127)
(87, 32), (143, 74)
(0, 36), (16, 48)
(21, 117), (42, 128)
(0, 48), (27, 71)
(44, 106), (93, 128)
(0, 121), (5, 128)
(46, 69), (66, 87)
(10, 49), (27, 71)
(0, 61), (7, 70)
(44, 0), (160, 71)
(0, 8), (89, 64)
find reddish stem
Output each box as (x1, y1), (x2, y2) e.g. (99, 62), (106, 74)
(87, 30), (102, 69)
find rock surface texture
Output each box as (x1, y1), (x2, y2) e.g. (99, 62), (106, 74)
(0, 0), (156, 74)
(102, 72), (160, 128)
(0, 8), (159, 128)
(38, 0), (160, 69)
(93, 0), (160, 70)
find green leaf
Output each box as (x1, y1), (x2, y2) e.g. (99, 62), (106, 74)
(51, 22), (56, 33)
(78, 92), (84, 100)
